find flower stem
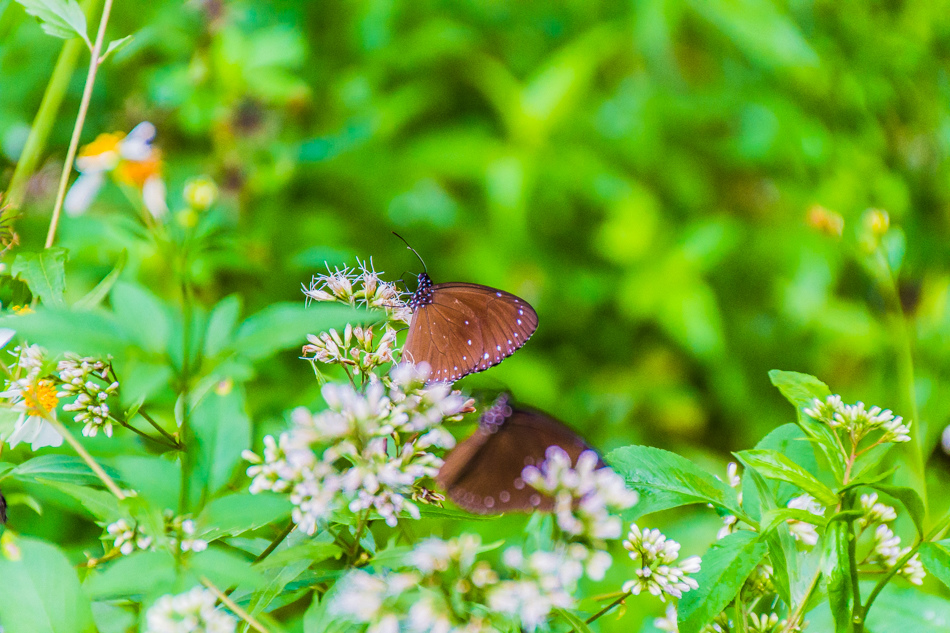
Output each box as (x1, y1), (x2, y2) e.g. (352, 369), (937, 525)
(779, 566), (822, 633)
(115, 417), (178, 450)
(136, 409), (182, 448)
(253, 520), (296, 564)
(42, 413), (125, 500)
(201, 576), (271, 633)
(873, 249), (927, 513)
(584, 590), (632, 625)
(43, 0), (116, 249)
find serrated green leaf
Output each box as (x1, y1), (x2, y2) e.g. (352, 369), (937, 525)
(606, 445), (742, 518)
(11, 247), (68, 307)
(737, 448), (837, 506)
(0, 535), (98, 633)
(196, 492), (293, 541)
(14, 0), (89, 45)
(677, 531), (768, 633)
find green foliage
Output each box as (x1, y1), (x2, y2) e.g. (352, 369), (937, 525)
(3, 0), (950, 630)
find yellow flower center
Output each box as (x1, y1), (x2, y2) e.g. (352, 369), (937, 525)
(115, 151), (163, 188)
(23, 380), (59, 413)
(78, 132), (125, 159)
(10, 305), (33, 315)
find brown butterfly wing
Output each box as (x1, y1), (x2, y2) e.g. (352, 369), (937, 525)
(437, 408), (596, 514)
(403, 282), (538, 383)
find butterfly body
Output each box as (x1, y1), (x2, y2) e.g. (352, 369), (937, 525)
(437, 395), (598, 514)
(403, 273), (538, 383)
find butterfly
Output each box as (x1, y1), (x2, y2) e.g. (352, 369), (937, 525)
(402, 272), (539, 383)
(0, 488), (6, 525)
(436, 394), (601, 514)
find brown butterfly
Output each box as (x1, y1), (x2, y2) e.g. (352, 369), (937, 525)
(403, 273), (538, 384)
(0, 488), (6, 525)
(436, 395), (600, 514)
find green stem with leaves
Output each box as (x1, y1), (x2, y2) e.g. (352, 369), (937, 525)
(3, 0), (104, 211)
(42, 413), (125, 500)
(44, 0), (117, 249)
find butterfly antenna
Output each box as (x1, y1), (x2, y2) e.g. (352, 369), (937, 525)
(392, 232), (428, 274)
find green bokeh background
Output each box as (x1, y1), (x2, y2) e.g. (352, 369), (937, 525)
(4, 0), (950, 629)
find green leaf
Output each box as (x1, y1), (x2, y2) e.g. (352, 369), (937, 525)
(768, 370), (845, 481)
(677, 531), (768, 633)
(111, 281), (171, 354)
(919, 542), (950, 592)
(760, 507), (827, 535)
(196, 492), (293, 541)
(11, 454), (119, 486)
(741, 424), (817, 521)
(229, 303), (362, 361)
(0, 308), (130, 358)
(13, 0), (89, 45)
(768, 370), (831, 409)
(606, 445), (742, 518)
(191, 387), (252, 499)
(84, 550), (178, 599)
(0, 535), (97, 633)
(74, 251), (127, 310)
(99, 34), (133, 62)
(189, 547), (263, 589)
(204, 294), (242, 358)
(743, 467), (792, 604)
(863, 584), (950, 633)
(257, 531), (341, 569)
(11, 247), (68, 307)
(736, 449), (837, 506)
(554, 608), (594, 633)
(821, 520), (852, 632)
(869, 484), (926, 538)
(37, 478), (121, 522)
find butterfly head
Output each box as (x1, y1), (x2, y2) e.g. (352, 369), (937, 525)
(407, 273), (435, 310)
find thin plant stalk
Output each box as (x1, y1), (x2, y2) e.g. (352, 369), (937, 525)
(41, 412), (125, 500)
(3, 0), (104, 210)
(44, 0), (116, 249)
(201, 576), (271, 633)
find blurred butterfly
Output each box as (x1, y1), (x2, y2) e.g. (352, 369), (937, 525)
(396, 235), (539, 383)
(436, 394), (601, 514)
(0, 488), (6, 525)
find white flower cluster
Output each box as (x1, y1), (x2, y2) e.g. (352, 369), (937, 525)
(104, 512), (207, 557)
(144, 587), (236, 633)
(858, 493), (925, 585)
(304, 261), (411, 323)
(244, 363), (468, 532)
(57, 354), (119, 438)
(332, 536), (498, 633)
(303, 323), (398, 373)
(805, 395), (911, 444)
(655, 605), (797, 633)
(488, 546), (591, 632)
(622, 524), (701, 600)
(521, 446), (638, 543)
(785, 494), (825, 548)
